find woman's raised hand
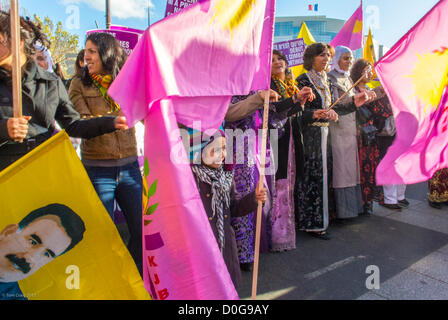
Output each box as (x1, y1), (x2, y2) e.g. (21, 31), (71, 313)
(293, 86), (315, 106)
(114, 116), (129, 130)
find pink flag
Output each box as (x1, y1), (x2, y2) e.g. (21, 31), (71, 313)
(108, 0), (276, 300)
(330, 3), (363, 51)
(109, 0), (275, 131)
(375, 0), (448, 185)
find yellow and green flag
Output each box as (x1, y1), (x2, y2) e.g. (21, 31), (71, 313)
(291, 21), (316, 79)
(0, 131), (150, 300)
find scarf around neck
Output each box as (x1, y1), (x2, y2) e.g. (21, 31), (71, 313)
(307, 69), (332, 109)
(90, 73), (120, 112)
(272, 75), (300, 99)
(191, 164), (233, 252)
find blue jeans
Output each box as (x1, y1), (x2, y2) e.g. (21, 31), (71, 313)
(85, 161), (143, 275)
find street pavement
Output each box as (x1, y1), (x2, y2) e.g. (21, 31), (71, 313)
(237, 182), (448, 300)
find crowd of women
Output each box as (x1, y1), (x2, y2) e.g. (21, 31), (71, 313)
(1, 11), (448, 290)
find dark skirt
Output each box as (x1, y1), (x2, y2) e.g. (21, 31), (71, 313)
(296, 125), (334, 231)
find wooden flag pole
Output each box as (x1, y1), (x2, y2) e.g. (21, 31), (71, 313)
(10, 0), (22, 118)
(325, 67), (371, 113)
(251, 92), (270, 300)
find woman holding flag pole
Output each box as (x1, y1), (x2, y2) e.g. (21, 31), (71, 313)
(296, 42), (376, 240)
(327, 45), (364, 221)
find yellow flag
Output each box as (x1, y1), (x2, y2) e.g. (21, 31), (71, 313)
(291, 21), (316, 79)
(363, 28), (381, 88)
(0, 132), (150, 300)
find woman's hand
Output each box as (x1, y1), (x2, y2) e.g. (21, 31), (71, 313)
(293, 87), (315, 105)
(114, 116), (129, 130)
(255, 186), (267, 204)
(7, 116), (31, 143)
(325, 109), (339, 122)
(312, 109), (328, 119)
(259, 89), (280, 102)
(354, 90), (377, 107)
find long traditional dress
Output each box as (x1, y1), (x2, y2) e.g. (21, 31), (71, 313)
(296, 70), (358, 232)
(328, 69), (363, 219)
(225, 93), (298, 262)
(270, 76), (314, 251)
(354, 86), (392, 211)
(428, 169), (448, 203)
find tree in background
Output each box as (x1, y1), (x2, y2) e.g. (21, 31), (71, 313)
(33, 14), (79, 78)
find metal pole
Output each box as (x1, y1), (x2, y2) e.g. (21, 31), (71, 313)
(105, 0), (111, 29)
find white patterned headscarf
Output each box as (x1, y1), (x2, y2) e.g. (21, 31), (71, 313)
(34, 41), (54, 73)
(331, 46), (353, 77)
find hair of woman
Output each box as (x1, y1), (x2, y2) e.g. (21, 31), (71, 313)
(0, 12), (50, 61)
(303, 42), (331, 71)
(75, 49), (85, 77)
(81, 32), (127, 86)
(350, 58), (372, 84)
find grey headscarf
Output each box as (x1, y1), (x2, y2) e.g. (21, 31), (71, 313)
(331, 45), (353, 77)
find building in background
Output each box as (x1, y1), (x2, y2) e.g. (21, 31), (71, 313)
(274, 16), (345, 44)
(275, 16), (389, 60)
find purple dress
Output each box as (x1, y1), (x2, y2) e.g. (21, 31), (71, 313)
(225, 93), (293, 263)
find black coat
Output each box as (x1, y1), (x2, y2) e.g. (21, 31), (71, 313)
(193, 172), (258, 289)
(0, 61), (117, 170)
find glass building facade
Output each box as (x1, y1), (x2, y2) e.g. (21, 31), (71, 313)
(274, 16), (370, 59)
(274, 16), (345, 44)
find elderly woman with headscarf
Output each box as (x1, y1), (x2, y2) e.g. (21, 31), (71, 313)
(327, 46), (363, 221)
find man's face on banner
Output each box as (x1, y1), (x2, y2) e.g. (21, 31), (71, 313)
(0, 215), (71, 283)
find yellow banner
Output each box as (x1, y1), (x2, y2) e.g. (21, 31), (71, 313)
(363, 28), (381, 89)
(0, 132), (150, 300)
(291, 21), (316, 80)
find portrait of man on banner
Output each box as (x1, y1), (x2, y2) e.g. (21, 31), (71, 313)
(0, 204), (85, 300)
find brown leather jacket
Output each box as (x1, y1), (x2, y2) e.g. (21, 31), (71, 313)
(69, 76), (137, 160)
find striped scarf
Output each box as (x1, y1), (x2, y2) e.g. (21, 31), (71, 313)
(90, 73), (120, 112)
(191, 165), (233, 253)
(272, 75), (300, 99)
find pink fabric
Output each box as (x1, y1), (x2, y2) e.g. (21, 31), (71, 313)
(142, 100), (238, 300)
(330, 4), (363, 51)
(375, 0), (448, 185)
(109, 0), (275, 131)
(271, 121), (296, 252)
(108, 0), (276, 300)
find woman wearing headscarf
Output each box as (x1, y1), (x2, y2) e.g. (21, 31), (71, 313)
(296, 43), (376, 239)
(327, 46), (363, 221)
(188, 127), (266, 288)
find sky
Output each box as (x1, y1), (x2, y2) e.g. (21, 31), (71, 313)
(11, 0), (440, 49)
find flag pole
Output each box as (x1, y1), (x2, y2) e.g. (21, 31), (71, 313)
(10, 0), (22, 118)
(251, 0), (275, 301)
(251, 92), (270, 301)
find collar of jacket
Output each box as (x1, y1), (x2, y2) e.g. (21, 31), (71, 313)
(0, 60), (58, 84)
